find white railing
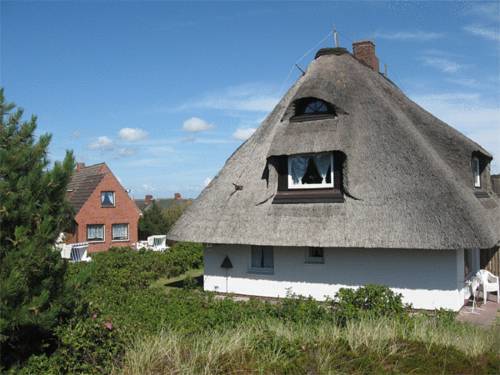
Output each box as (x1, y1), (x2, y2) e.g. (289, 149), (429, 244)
(60, 242), (91, 262)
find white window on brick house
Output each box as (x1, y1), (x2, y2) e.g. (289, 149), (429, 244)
(112, 224), (129, 241)
(101, 191), (115, 207)
(249, 246), (274, 273)
(87, 224), (104, 242)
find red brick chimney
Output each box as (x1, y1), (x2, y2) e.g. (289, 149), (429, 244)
(144, 194), (153, 206)
(76, 162), (86, 172)
(352, 40), (379, 72)
(174, 193), (182, 200)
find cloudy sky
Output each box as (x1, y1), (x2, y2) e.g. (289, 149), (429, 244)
(2, 1), (499, 198)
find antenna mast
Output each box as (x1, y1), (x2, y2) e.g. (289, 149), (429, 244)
(333, 27), (339, 47)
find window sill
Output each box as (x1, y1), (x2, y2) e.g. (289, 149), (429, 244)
(87, 240), (105, 243)
(305, 259), (324, 264)
(101, 205), (116, 208)
(273, 189), (344, 204)
(248, 268), (274, 275)
(473, 190), (489, 198)
(290, 113), (336, 122)
(112, 239), (129, 242)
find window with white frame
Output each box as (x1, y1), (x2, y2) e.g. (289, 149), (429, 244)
(305, 247), (324, 264)
(112, 224), (129, 241)
(288, 153), (334, 189)
(472, 157), (481, 188)
(101, 191), (115, 207)
(249, 246), (274, 273)
(87, 224), (104, 242)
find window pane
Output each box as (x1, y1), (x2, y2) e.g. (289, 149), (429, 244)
(101, 192), (115, 206)
(262, 246), (274, 268)
(112, 224), (128, 240)
(288, 153), (334, 188)
(309, 247), (324, 258)
(473, 158), (480, 188)
(304, 100), (328, 114)
(251, 246), (262, 268)
(87, 224), (104, 241)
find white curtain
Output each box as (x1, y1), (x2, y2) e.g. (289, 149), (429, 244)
(290, 155), (309, 184)
(113, 224), (128, 240)
(88, 225), (104, 240)
(101, 192), (115, 205)
(314, 154), (332, 183)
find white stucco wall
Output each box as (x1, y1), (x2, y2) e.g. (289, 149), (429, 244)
(204, 245), (471, 311)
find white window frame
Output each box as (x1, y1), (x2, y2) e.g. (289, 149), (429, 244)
(87, 224), (105, 242)
(101, 191), (116, 207)
(472, 157), (481, 188)
(287, 153), (334, 189)
(305, 247), (325, 264)
(248, 246), (274, 274)
(112, 223), (129, 242)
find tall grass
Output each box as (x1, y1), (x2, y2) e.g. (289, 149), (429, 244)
(117, 316), (499, 375)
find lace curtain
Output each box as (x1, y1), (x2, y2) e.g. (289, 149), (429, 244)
(88, 225), (104, 240)
(112, 224), (128, 240)
(289, 153), (332, 185)
(101, 191), (115, 206)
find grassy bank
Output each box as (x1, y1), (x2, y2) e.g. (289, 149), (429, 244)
(119, 317), (499, 375)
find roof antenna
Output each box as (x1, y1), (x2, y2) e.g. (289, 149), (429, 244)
(333, 26), (339, 47)
(295, 64), (306, 76)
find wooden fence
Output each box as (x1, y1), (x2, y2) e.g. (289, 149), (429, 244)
(480, 246), (499, 276)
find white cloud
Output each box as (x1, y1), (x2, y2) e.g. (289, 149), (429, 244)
(117, 147), (136, 157)
(420, 56), (463, 73)
(118, 127), (148, 141)
(463, 25), (500, 42)
(233, 127), (256, 141)
(203, 177), (212, 187)
(182, 117), (214, 132)
(89, 136), (113, 150)
(373, 31), (444, 41)
(410, 92), (500, 172)
(179, 83), (279, 113)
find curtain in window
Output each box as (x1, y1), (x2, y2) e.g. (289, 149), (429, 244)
(101, 192), (115, 206)
(290, 155), (309, 184)
(112, 224), (128, 240)
(251, 246), (262, 268)
(88, 225), (104, 240)
(251, 246), (274, 269)
(314, 154), (332, 183)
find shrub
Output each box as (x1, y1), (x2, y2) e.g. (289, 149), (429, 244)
(333, 284), (406, 324)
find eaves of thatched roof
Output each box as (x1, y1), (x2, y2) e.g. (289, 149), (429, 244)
(168, 49), (500, 250)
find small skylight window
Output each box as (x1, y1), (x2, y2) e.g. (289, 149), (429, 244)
(291, 98), (335, 121)
(304, 100), (328, 114)
(472, 157), (481, 188)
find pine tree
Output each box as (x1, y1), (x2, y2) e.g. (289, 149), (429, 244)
(0, 89), (75, 366)
(138, 201), (169, 239)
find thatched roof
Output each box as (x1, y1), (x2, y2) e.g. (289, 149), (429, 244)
(168, 48), (500, 250)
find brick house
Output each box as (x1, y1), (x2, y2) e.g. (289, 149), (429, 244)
(66, 162), (141, 252)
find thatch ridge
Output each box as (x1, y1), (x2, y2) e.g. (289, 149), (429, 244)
(168, 52), (500, 250)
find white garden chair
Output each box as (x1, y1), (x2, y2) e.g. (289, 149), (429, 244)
(147, 235), (168, 252)
(476, 269), (499, 304)
(465, 276), (481, 314)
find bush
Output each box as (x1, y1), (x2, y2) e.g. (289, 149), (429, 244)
(333, 284), (406, 324)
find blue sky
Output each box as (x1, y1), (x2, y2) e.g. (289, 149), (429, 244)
(2, 1), (499, 198)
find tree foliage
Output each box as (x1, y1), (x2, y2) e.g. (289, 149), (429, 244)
(138, 201), (189, 240)
(0, 89), (75, 367)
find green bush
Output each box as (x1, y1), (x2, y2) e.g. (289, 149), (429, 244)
(333, 284), (406, 324)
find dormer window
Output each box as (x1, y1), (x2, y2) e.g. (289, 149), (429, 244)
(472, 156), (481, 188)
(291, 97), (336, 122)
(272, 151), (344, 204)
(288, 153), (334, 189)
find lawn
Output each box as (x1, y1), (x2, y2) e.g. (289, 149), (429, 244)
(151, 267), (204, 292)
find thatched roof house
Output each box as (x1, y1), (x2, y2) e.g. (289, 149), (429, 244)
(168, 41), (500, 310)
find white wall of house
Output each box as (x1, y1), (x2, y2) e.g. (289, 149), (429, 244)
(204, 245), (472, 311)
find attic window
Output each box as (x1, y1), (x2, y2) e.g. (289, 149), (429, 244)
(272, 151), (345, 204)
(472, 157), (481, 188)
(101, 191), (115, 207)
(291, 98), (336, 122)
(288, 153), (333, 189)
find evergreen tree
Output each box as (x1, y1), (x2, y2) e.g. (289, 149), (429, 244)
(0, 89), (75, 367)
(138, 201), (169, 239)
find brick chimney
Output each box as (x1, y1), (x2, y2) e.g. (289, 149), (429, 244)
(76, 162), (85, 172)
(352, 40), (379, 72)
(174, 192), (182, 200)
(144, 194), (153, 206)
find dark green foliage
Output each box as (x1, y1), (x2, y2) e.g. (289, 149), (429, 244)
(138, 200), (190, 240)
(138, 201), (168, 239)
(333, 284), (406, 324)
(0, 89), (75, 367)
